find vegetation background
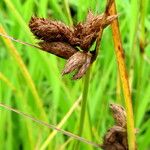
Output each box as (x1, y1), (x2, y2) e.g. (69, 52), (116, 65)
(0, 0), (150, 149)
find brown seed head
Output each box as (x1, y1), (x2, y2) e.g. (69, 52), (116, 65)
(74, 12), (118, 50)
(62, 51), (92, 79)
(29, 17), (74, 43)
(110, 103), (126, 128)
(28, 10), (118, 79)
(39, 42), (78, 59)
(62, 51), (87, 75)
(73, 52), (92, 79)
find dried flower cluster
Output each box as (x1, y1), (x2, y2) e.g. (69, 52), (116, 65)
(102, 104), (129, 150)
(102, 103), (128, 150)
(29, 10), (116, 79)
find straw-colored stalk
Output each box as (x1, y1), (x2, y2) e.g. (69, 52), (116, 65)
(109, 2), (136, 150)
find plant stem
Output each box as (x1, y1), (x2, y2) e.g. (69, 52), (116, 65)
(74, 67), (91, 150)
(63, 0), (73, 26)
(135, 0), (147, 123)
(0, 26), (48, 122)
(109, 2), (136, 150)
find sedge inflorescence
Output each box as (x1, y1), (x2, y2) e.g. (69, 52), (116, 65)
(29, 11), (116, 79)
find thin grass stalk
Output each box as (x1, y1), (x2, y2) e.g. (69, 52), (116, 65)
(4, 0), (31, 36)
(40, 96), (81, 150)
(0, 72), (35, 149)
(0, 103), (100, 149)
(128, 0), (139, 93)
(109, 2), (136, 150)
(135, 0), (147, 123)
(0, 26), (48, 121)
(0, 73), (16, 92)
(59, 138), (72, 150)
(63, 0), (73, 26)
(74, 67), (91, 150)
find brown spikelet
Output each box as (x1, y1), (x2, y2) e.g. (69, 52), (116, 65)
(104, 15), (118, 27)
(102, 126), (127, 150)
(110, 103), (126, 128)
(81, 13), (104, 37)
(83, 13), (117, 34)
(39, 42), (78, 59)
(62, 51), (92, 79)
(80, 32), (97, 50)
(62, 51), (87, 75)
(102, 104), (128, 150)
(29, 17), (74, 43)
(73, 23), (83, 39)
(73, 52), (92, 79)
(86, 11), (100, 23)
(74, 12), (117, 50)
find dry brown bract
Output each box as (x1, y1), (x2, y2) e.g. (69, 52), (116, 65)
(29, 9), (117, 79)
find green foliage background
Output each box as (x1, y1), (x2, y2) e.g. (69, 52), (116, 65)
(0, 0), (150, 149)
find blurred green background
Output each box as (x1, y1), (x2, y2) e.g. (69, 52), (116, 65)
(0, 0), (150, 149)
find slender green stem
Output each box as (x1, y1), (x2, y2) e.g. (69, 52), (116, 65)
(74, 67), (91, 150)
(63, 0), (73, 26)
(135, 0), (147, 123)
(0, 102), (101, 149)
(0, 26), (48, 122)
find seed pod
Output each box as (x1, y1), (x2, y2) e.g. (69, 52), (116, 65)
(80, 32), (97, 50)
(29, 17), (74, 42)
(102, 126), (128, 150)
(74, 12), (117, 50)
(73, 23), (83, 39)
(62, 51), (92, 79)
(83, 12), (117, 35)
(110, 103), (126, 128)
(62, 51), (87, 75)
(39, 42), (77, 59)
(73, 52), (92, 79)
(86, 11), (102, 23)
(102, 104), (129, 150)
(103, 15), (118, 27)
